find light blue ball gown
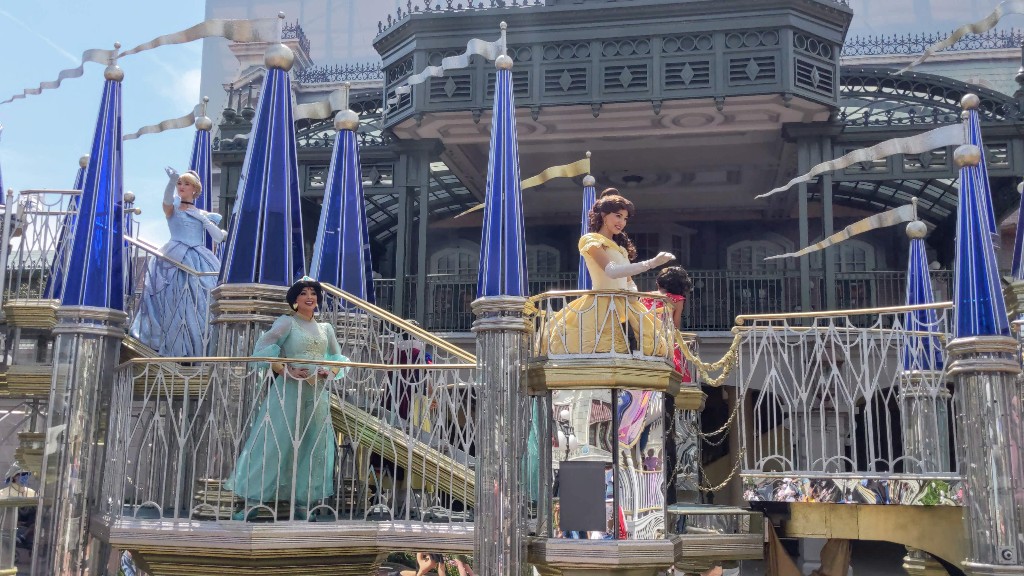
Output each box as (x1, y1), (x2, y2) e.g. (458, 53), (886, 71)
(227, 314), (349, 509)
(130, 206), (222, 356)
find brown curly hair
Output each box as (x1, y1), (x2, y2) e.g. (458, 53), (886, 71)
(588, 193), (637, 261)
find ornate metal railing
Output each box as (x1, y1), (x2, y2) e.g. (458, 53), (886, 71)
(531, 290), (677, 363)
(737, 302), (961, 506)
(105, 355), (477, 524)
(377, 0), (543, 35)
(281, 20), (311, 58)
(1, 190), (78, 303)
(0, 495), (33, 572)
(842, 28), (1024, 58)
(295, 63), (384, 84)
(319, 283), (475, 365)
(378, 0), (850, 35)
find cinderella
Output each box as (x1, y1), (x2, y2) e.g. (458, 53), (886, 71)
(227, 277), (349, 521)
(130, 167), (226, 356)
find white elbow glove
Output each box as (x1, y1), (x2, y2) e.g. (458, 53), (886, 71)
(603, 252), (676, 279)
(163, 166), (178, 206)
(202, 218), (228, 243)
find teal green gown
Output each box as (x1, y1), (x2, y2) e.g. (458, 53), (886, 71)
(227, 314), (349, 507)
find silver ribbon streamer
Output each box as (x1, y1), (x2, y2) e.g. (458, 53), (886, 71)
(756, 124), (965, 199)
(118, 18), (280, 57)
(123, 104), (203, 141)
(766, 204), (918, 260)
(2, 48), (118, 105)
(896, 0), (1024, 73)
(294, 87), (351, 122)
(3, 18), (278, 106)
(388, 34), (506, 106)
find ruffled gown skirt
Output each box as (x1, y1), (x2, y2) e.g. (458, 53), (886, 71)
(130, 240), (219, 356)
(226, 378), (336, 506)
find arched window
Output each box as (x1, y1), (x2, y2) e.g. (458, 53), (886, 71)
(808, 238), (878, 272)
(527, 244), (560, 277)
(431, 242), (479, 276)
(727, 237), (795, 272)
(429, 242), (479, 330)
(725, 237), (796, 317)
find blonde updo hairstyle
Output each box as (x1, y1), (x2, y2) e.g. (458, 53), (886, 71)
(179, 170), (203, 196)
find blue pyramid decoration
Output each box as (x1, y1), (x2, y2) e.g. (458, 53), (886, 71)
(60, 69), (124, 310)
(966, 108), (998, 237)
(311, 119), (374, 302)
(220, 54), (304, 286)
(953, 133), (1009, 338)
(188, 123), (214, 252)
(44, 158), (87, 300)
(478, 57), (527, 298)
(577, 183), (596, 290)
(903, 236), (943, 370)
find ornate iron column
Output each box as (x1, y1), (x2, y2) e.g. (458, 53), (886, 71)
(899, 213), (953, 575)
(948, 94), (1024, 576)
(899, 211), (950, 475)
(472, 23), (531, 576)
(31, 53), (126, 576)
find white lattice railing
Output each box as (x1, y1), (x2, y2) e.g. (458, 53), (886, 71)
(106, 354), (478, 524)
(531, 289), (678, 364)
(737, 302), (962, 505)
(2, 190), (78, 303)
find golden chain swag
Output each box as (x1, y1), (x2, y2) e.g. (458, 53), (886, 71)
(676, 330), (741, 387)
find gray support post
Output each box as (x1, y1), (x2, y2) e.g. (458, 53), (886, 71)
(536, 392), (553, 537)
(416, 153), (429, 327)
(31, 307), (126, 576)
(394, 180), (410, 318)
(948, 336), (1024, 575)
(797, 142), (811, 314)
(472, 296), (529, 576)
(821, 138), (836, 311)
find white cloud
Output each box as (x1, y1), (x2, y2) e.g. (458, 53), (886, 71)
(159, 67), (203, 112)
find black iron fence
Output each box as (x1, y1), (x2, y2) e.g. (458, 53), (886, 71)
(373, 269), (953, 332)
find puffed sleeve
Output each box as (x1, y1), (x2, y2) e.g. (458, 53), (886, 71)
(250, 315), (292, 368)
(320, 322), (350, 379)
(578, 233), (607, 256)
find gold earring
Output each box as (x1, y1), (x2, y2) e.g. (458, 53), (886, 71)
(291, 303), (298, 311)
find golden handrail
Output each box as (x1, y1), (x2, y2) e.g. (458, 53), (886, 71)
(319, 282), (476, 363)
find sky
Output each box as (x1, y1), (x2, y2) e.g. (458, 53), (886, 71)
(0, 0), (207, 246)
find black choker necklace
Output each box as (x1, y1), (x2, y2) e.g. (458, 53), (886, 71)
(180, 201), (194, 206)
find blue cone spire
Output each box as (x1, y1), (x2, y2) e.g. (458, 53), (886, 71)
(966, 107), (998, 237)
(60, 66), (124, 310)
(188, 111), (214, 252)
(311, 112), (374, 302)
(577, 181), (596, 290)
(478, 54), (527, 298)
(44, 156), (87, 300)
(902, 228), (943, 371)
(220, 46), (305, 286)
(953, 98), (1009, 338)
